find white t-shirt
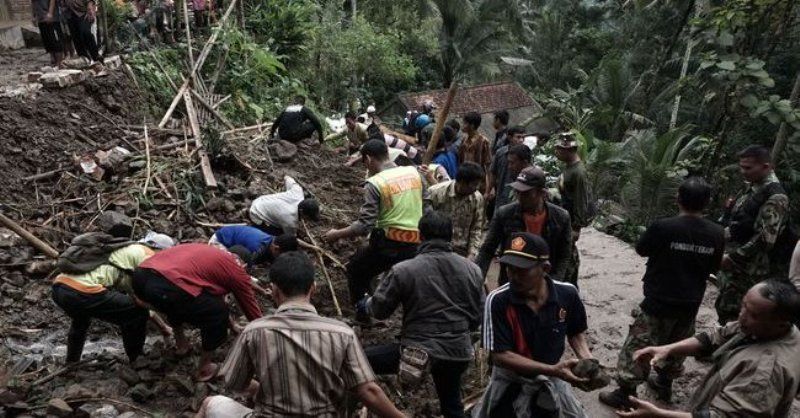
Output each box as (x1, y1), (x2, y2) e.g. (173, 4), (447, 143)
(248, 176), (304, 235)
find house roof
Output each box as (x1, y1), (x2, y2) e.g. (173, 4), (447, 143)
(396, 81), (536, 116)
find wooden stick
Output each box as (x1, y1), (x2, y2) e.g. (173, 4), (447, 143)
(422, 81), (458, 165)
(191, 89), (235, 129)
(141, 123), (152, 196)
(182, 0), (194, 70)
(303, 221), (342, 317)
(221, 122), (272, 135)
(0, 212), (59, 258)
(184, 91), (218, 188)
(297, 239), (345, 270)
(158, 0), (240, 128)
(24, 167), (68, 182)
(209, 47), (229, 94)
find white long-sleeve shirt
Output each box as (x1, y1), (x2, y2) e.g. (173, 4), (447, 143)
(248, 176), (304, 235)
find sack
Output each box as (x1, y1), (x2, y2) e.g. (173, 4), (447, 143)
(398, 346), (430, 386)
(57, 232), (134, 274)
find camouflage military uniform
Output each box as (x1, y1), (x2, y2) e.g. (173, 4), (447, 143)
(616, 308), (695, 391)
(558, 160), (593, 287)
(715, 172), (789, 324)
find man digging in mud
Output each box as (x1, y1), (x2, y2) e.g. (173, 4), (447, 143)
(269, 95), (325, 143)
(249, 175), (320, 236)
(131, 243), (263, 381)
(599, 177), (725, 408)
(198, 252), (405, 418)
(617, 280), (800, 417)
(324, 139), (428, 321)
(51, 232), (175, 364)
(208, 224), (298, 265)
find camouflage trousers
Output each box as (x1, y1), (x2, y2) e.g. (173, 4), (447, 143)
(714, 269), (762, 326)
(615, 308), (695, 390)
(562, 242), (579, 288)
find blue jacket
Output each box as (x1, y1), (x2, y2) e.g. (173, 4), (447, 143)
(214, 225), (273, 254)
(432, 150), (458, 179)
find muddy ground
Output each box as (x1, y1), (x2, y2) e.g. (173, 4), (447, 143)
(1, 50), (798, 417)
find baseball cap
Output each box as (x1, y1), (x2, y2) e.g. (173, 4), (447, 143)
(499, 232), (550, 269)
(554, 132), (578, 149)
(509, 166), (546, 192)
(138, 231), (176, 249)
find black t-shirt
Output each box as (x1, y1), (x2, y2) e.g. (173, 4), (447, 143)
(637, 215), (725, 318)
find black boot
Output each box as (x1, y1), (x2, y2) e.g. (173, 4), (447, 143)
(598, 386), (635, 409)
(647, 374), (673, 402)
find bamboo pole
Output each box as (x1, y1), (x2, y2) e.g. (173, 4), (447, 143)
(422, 82), (458, 165)
(0, 212), (59, 258)
(158, 0), (239, 128)
(303, 220), (342, 317)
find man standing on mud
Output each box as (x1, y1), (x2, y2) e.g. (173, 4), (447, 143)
(476, 166), (572, 284)
(716, 145), (789, 324)
(598, 177), (724, 408)
(324, 140), (428, 319)
(361, 211), (485, 418)
(554, 133), (595, 287)
(476, 233), (592, 417)
(427, 162), (485, 260)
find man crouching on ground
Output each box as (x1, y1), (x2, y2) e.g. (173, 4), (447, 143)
(197, 251), (406, 418)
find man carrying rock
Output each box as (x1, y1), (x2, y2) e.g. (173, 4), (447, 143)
(554, 133), (595, 287)
(428, 162), (485, 260)
(51, 232), (175, 364)
(209, 225), (297, 265)
(475, 233), (593, 417)
(716, 145), (790, 324)
(598, 177), (725, 408)
(198, 252), (405, 418)
(324, 140), (428, 317)
(618, 280), (800, 417)
(360, 211), (485, 418)
(131, 243), (262, 381)
(476, 166), (572, 285)
(269, 95), (324, 143)
(249, 175), (320, 236)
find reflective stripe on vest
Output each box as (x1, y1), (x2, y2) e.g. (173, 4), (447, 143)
(366, 166), (423, 243)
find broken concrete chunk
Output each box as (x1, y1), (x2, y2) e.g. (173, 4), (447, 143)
(97, 211), (133, 238)
(46, 398), (73, 417)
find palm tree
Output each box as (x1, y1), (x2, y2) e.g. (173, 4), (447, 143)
(424, 0), (521, 86)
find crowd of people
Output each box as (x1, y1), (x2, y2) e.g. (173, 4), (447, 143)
(30, 0), (217, 68)
(49, 98), (800, 417)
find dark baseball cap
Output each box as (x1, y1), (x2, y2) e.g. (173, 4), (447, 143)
(499, 232), (550, 269)
(509, 166), (546, 192)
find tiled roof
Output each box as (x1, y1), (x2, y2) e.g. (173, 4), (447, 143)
(397, 82), (536, 115)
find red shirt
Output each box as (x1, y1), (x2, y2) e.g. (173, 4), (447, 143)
(140, 243), (262, 321)
(523, 211), (547, 236)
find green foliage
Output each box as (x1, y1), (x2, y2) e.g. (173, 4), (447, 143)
(100, 0), (135, 52)
(244, 0), (316, 68)
(304, 4), (418, 109)
(127, 48), (185, 115)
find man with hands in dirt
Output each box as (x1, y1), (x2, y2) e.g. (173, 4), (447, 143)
(616, 280), (800, 418)
(324, 139), (429, 320)
(475, 233), (593, 417)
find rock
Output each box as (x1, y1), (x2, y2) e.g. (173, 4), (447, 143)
(206, 197), (236, 213)
(64, 384), (96, 399)
(128, 160), (147, 170)
(572, 358), (611, 392)
(27, 72), (43, 83)
(89, 404), (118, 418)
(127, 383), (154, 403)
(25, 260), (56, 275)
(117, 412), (138, 418)
(46, 398), (72, 417)
(104, 55), (122, 70)
(0, 389), (21, 405)
(96, 211), (133, 238)
(117, 365), (141, 386)
(268, 140), (298, 162)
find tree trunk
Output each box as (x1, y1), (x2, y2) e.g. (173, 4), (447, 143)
(771, 70), (800, 164)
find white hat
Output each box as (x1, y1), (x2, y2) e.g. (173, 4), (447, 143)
(139, 231), (176, 249)
(366, 105), (376, 113)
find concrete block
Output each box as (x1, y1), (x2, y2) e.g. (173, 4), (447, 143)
(0, 26), (24, 50)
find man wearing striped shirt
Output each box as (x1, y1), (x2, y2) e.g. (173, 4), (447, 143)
(200, 252), (405, 418)
(476, 233), (593, 417)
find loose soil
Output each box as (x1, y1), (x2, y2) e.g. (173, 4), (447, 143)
(1, 60), (797, 417)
